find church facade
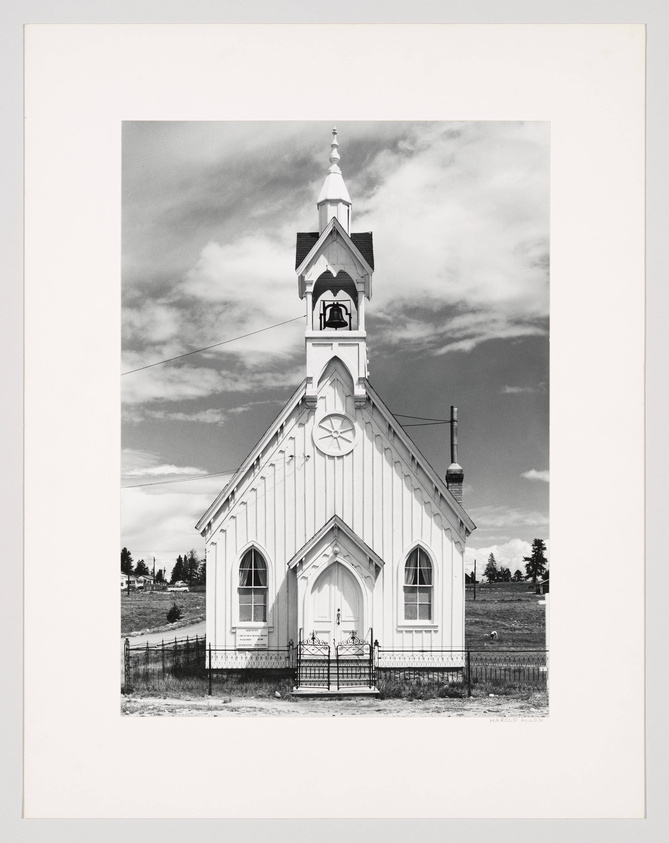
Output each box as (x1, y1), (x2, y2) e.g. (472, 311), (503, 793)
(196, 130), (475, 685)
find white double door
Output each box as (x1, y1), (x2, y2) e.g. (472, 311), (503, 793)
(309, 561), (363, 648)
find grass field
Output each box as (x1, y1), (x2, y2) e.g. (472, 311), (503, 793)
(121, 590), (205, 635)
(465, 582), (547, 650)
(121, 582), (547, 648)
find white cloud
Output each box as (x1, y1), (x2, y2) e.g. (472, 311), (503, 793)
(121, 481), (224, 578)
(502, 385), (535, 394)
(122, 361), (304, 409)
(522, 469), (550, 482)
(468, 504), (549, 532)
(125, 464), (208, 478)
(464, 537), (551, 576)
(144, 408), (230, 425)
(354, 122), (549, 352)
(122, 448), (209, 479)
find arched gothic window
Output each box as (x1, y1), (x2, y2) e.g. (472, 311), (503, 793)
(238, 548), (267, 622)
(404, 548), (432, 621)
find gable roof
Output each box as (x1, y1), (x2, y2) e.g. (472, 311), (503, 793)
(195, 371), (475, 536)
(287, 515), (385, 570)
(365, 379), (476, 533)
(195, 379), (308, 532)
(295, 230), (374, 270)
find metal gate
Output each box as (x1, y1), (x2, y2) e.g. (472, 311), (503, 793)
(335, 633), (374, 689)
(296, 631), (376, 690)
(296, 632), (331, 689)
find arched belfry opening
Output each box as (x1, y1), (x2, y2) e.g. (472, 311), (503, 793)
(311, 270), (359, 331)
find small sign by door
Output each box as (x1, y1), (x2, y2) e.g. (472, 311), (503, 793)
(236, 628), (269, 649)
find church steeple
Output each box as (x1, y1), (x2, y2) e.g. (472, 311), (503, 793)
(316, 128), (352, 234)
(295, 129), (374, 409)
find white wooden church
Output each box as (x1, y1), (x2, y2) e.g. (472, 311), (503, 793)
(196, 130), (475, 690)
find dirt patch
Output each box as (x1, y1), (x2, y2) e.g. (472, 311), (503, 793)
(121, 692), (548, 718)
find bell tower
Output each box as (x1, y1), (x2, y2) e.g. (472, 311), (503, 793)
(295, 129), (374, 409)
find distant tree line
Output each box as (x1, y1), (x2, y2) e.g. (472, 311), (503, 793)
(170, 549), (206, 586)
(483, 539), (548, 584)
(120, 547), (206, 585)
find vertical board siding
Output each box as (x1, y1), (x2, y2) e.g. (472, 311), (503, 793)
(208, 367), (466, 651)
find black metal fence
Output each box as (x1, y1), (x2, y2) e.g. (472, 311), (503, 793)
(123, 635), (208, 692)
(467, 649), (548, 691)
(123, 637), (548, 696)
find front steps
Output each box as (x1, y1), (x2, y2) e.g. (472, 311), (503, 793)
(295, 654), (377, 695)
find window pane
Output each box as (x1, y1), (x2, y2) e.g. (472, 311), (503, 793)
(417, 587), (431, 603)
(253, 559), (267, 587)
(239, 553), (253, 586)
(239, 603), (252, 622)
(417, 552), (432, 584)
(239, 589), (252, 605)
(418, 603), (431, 621)
(404, 600), (418, 620)
(253, 603), (266, 622)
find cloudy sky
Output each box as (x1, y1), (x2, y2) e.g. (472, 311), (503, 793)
(122, 121), (549, 579)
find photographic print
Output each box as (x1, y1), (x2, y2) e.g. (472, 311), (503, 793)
(121, 120), (550, 715)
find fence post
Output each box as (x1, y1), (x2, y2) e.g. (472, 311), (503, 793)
(467, 650), (472, 697)
(208, 644), (212, 696)
(124, 637), (130, 689)
(161, 640), (165, 679)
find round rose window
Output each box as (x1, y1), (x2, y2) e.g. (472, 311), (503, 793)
(313, 413), (357, 456)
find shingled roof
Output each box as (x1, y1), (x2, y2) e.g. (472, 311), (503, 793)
(295, 232), (374, 270)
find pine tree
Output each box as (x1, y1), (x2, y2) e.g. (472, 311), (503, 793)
(134, 559), (150, 577)
(499, 566), (512, 582)
(484, 553), (499, 583)
(121, 547), (134, 575)
(524, 539), (549, 585)
(170, 555), (185, 583)
(512, 569), (524, 582)
(186, 549), (200, 584)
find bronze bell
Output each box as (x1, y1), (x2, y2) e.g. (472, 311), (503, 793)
(324, 302), (348, 329)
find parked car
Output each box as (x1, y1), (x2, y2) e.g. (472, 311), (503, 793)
(167, 581), (189, 592)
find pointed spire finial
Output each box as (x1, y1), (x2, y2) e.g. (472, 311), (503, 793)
(317, 126), (351, 233)
(328, 127), (341, 172)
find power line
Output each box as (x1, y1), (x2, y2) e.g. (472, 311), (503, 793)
(122, 470), (236, 489)
(400, 420), (451, 427)
(122, 417), (450, 488)
(394, 413), (453, 422)
(121, 316), (304, 375)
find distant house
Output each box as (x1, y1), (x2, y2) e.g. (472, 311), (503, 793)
(121, 573), (154, 590)
(137, 574), (155, 591)
(465, 573), (478, 585)
(121, 571), (137, 588)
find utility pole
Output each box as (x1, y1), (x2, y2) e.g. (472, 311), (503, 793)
(473, 559), (477, 600)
